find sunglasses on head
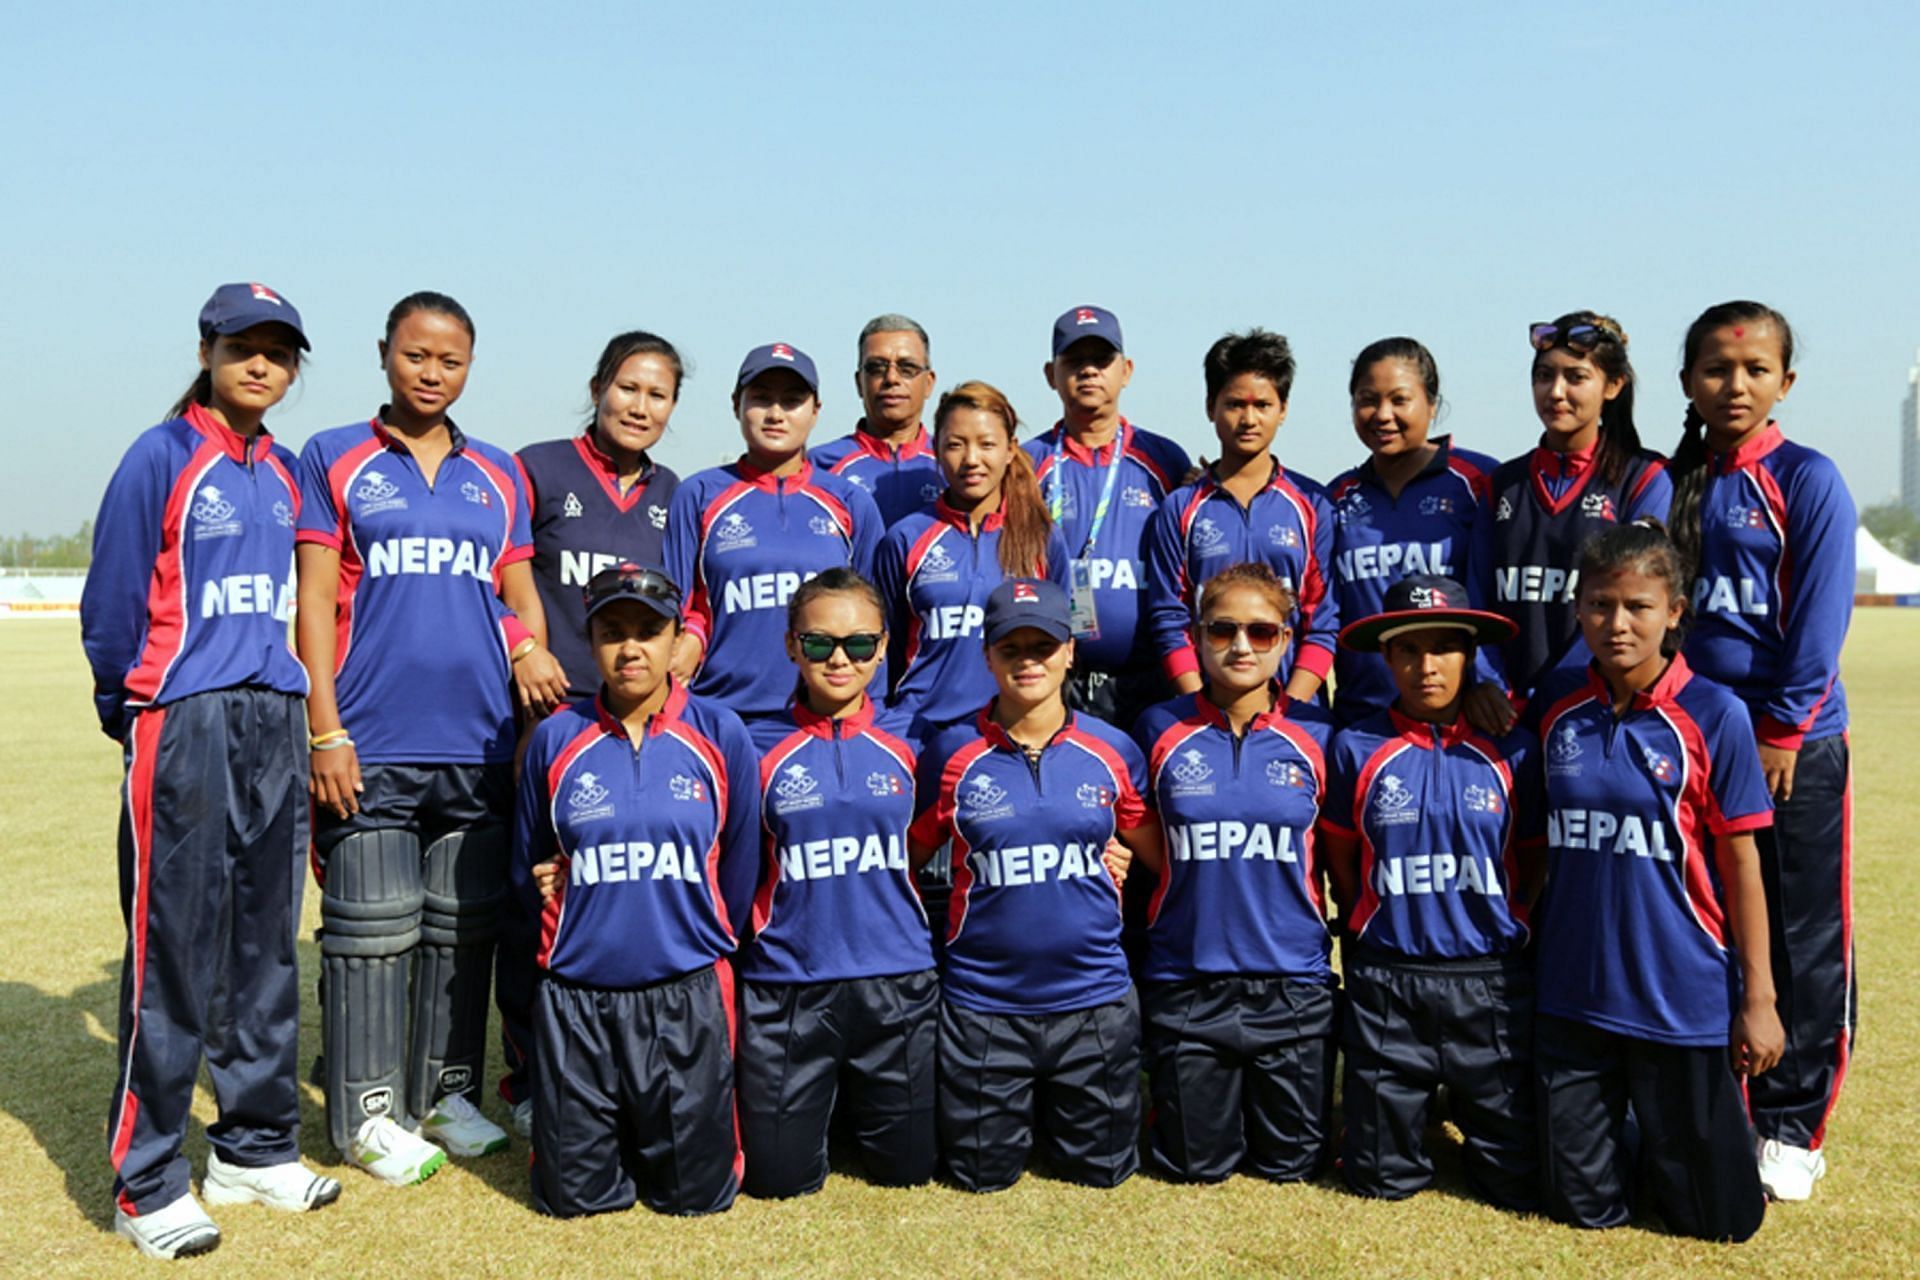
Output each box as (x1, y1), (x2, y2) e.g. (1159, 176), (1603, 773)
(1528, 321), (1621, 355)
(583, 566), (682, 610)
(1202, 619), (1285, 652)
(794, 631), (883, 663)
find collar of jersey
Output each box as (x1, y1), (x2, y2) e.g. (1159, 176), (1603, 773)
(593, 678), (690, 737)
(934, 492), (1004, 533)
(1710, 421), (1785, 474)
(977, 702), (1075, 753)
(1356, 435), (1455, 490)
(853, 421), (932, 461)
(1048, 418), (1134, 467)
(184, 402), (276, 463)
(736, 455), (816, 491)
(1583, 652), (1693, 712)
(789, 692), (876, 738)
(1202, 454), (1288, 497)
(1386, 703), (1477, 747)
(371, 412), (467, 456)
(1193, 683), (1291, 734)
(576, 427), (655, 484)
(1529, 437), (1597, 481)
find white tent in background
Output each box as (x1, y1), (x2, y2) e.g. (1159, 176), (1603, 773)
(1855, 526), (1920, 595)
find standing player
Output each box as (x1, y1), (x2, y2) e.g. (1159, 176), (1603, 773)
(1532, 522), (1780, 1242)
(664, 342), (885, 723)
(1146, 329), (1336, 702)
(1132, 563), (1338, 1183)
(83, 284), (340, 1258)
(874, 381), (1070, 735)
(737, 570), (939, 1197)
(297, 292), (566, 1184)
(1326, 339), (1499, 723)
(515, 564), (758, 1217)
(910, 578), (1164, 1192)
(1666, 301), (1855, 1202)
(811, 313), (944, 525)
(1320, 575), (1541, 1210)
(1466, 313), (1669, 733)
(1028, 305), (1192, 728)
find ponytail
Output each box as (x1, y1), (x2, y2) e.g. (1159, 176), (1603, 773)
(166, 369), (213, 421)
(933, 380), (1054, 578)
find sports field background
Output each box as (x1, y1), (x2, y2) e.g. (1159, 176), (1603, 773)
(3, 616), (1916, 1277)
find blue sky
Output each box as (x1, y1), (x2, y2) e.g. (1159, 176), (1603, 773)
(3, 2), (1915, 534)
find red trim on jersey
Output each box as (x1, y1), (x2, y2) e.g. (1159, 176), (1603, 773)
(536, 721), (609, 968)
(1444, 449), (1492, 503)
(1661, 703), (1728, 949)
(793, 480), (856, 542)
(933, 492), (1003, 533)
(1813, 750), (1854, 1148)
(753, 729), (814, 935)
(911, 737), (996, 941)
(1628, 457), (1667, 504)
(1145, 717), (1211, 926)
(1526, 442), (1602, 517)
(661, 717), (737, 942)
(713, 955), (746, 1185)
(1459, 729), (1526, 933)
(122, 445), (223, 703)
(109, 707), (166, 1190)
(1346, 736), (1418, 941)
(685, 480), (758, 645)
(844, 423), (933, 463)
(1060, 726), (1150, 834)
(571, 433), (656, 513)
(1711, 421), (1786, 475)
(463, 447), (531, 575)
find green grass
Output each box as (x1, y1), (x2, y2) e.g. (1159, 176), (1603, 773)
(3, 616), (1917, 1277)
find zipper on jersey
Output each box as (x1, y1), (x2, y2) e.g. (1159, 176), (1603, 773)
(1230, 726), (1245, 779)
(831, 718), (848, 786)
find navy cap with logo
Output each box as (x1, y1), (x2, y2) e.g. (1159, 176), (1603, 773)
(1337, 574), (1518, 653)
(983, 577), (1073, 645)
(736, 342), (820, 395)
(198, 282), (311, 351)
(1051, 305), (1124, 357)
(583, 562), (683, 622)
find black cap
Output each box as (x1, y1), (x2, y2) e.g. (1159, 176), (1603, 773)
(1337, 575), (1517, 653)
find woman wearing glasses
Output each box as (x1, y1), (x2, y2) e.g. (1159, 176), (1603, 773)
(1131, 562), (1339, 1183)
(1464, 313), (1671, 734)
(874, 381), (1070, 736)
(734, 569), (939, 1198)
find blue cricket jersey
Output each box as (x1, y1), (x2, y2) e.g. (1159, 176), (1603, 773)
(811, 423), (944, 527)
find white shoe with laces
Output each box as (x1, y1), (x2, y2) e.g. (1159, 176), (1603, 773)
(349, 1115), (447, 1186)
(418, 1092), (510, 1157)
(113, 1191), (221, 1259)
(1757, 1137), (1827, 1201)
(203, 1150), (342, 1211)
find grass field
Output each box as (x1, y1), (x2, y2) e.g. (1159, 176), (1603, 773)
(3, 617), (1917, 1277)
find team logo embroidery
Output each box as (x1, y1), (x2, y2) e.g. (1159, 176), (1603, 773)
(1406, 584), (1451, 608)
(773, 762), (823, 813)
(1336, 491), (1371, 525)
(712, 511), (756, 552)
(808, 515), (839, 537)
(648, 504), (668, 530)
(1268, 759), (1309, 789)
(1011, 582), (1039, 604)
(460, 480), (492, 507)
(670, 774), (709, 803)
(1463, 784), (1503, 814)
(1581, 491), (1617, 522)
(271, 500), (295, 528)
(360, 1086), (394, 1118)
(1495, 496), (1514, 522)
(920, 482), (944, 502)
(563, 491), (584, 518)
(1075, 308), (1098, 325)
(568, 771), (614, 820)
(1192, 516), (1226, 553)
(1420, 494), (1456, 516)
(963, 774), (1012, 817)
(249, 283), (283, 305)
(867, 771), (904, 797)
(354, 469), (407, 515)
(770, 343), (796, 361)
(1268, 524), (1301, 549)
(1724, 501), (1767, 530)
(1122, 485), (1154, 509)
(849, 474), (871, 489)
(1548, 724), (1584, 775)
(1643, 747), (1679, 783)
(1171, 748), (1212, 786)
(1372, 773), (1420, 826)
(1077, 782), (1115, 809)
(190, 484), (242, 540)
(919, 543), (958, 582)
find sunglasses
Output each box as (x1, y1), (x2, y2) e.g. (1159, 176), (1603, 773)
(583, 565), (682, 610)
(795, 631), (884, 663)
(1202, 620), (1285, 652)
(860, 358), (927, 380)
(1528, 321), (1620, 355)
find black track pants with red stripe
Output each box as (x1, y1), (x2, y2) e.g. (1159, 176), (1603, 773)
(1749, 732), (1856, 1150)
(107, 688), (307, 1215)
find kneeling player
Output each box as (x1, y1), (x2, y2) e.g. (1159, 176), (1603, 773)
(1321, 575), (1542, 1210)
(516, 564), (759, 1217)
(910, 579), (1163, 1192)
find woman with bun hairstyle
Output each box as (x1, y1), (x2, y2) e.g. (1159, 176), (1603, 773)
(873, 380), (1070, 735)
(1667, 301), (1855, 1202)
(82, 284), (340, 1258)
(296, 291), (566, 1185)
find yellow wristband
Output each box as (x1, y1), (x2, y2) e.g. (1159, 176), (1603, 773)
(309, 728), (349, 748)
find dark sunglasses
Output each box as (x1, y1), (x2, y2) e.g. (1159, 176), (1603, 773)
(582, 565), (682, 610)
(860, 358), (927, 380)
(795, 631), (884, 663)
(1528, 321), (1620, 355)
(1202, 619), (1285, 652)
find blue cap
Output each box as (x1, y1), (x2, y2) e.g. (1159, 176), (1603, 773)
(984, 577), (1073, 644)
(198, 282), (310, 351)
(736, 342), (820, 394)
(583, 562), (683, 622)
(1051, 305), (1123, 357)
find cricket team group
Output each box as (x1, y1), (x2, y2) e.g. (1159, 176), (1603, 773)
(77, 281), (1858, 1257)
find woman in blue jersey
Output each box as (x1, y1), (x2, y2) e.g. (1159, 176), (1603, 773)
(663, 342), (884, 723)
(81, 284), (341, 1258)
(874, 380), (1069, 735)
(1131, 562), (1338, 1183)
(736, 568), (939, 1197)
(1328, 338), (1501, 723)
(296, 291), (567, 1185)
(1466, 313), (1671, 734)
(1531, 522), (1781, 1242)
(1666, 302), (1856, 1203)
(909, 578), (1163, 1192)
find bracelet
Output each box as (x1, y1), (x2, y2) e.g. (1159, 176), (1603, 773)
(311, 736), (355, 752)
(509, 639), (538, 662)
(309, 728), (349, 748)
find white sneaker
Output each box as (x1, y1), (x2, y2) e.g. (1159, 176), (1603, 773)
(417, 1092), (510, 1157)
(204, 1150), (343, 1211)
(511, 1097), (534, 1140)
(1757, 1137), (1827, 1201)
(113, 1191), (221, 1259)
(348, 1115), (447, 1186)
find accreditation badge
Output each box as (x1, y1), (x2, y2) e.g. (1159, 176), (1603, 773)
(1068, 559), (1101, 640)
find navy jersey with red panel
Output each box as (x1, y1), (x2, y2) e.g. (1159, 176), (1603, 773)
(1322, 709), (1542, 959)
(82, 405), (308, 734)
(811, 425), (944, 528)
(1327, 440), (1498, 720)
(741, 697), (934, 984)
(295, 417), (533, 763)
(910, 709), (1150, 1016)
(1025, 420), (1191, 671)
(1474, 444), (1671, 701)
(873, 497), (1073, 732)
(1533, 658), (1773, 1046)
(517, 434), (679, 696)
(1133, 691), (1335, 984)
(1144, 461), (1338, 688)
(511, 682), (760, 989)
(664, 459), (885, 721)
(1682, 423), (1854, 748)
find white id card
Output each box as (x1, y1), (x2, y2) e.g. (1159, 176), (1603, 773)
(1068, 559), (1101, 639)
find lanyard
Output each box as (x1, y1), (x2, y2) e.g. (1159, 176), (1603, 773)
(1048, 428), (1125, 558)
